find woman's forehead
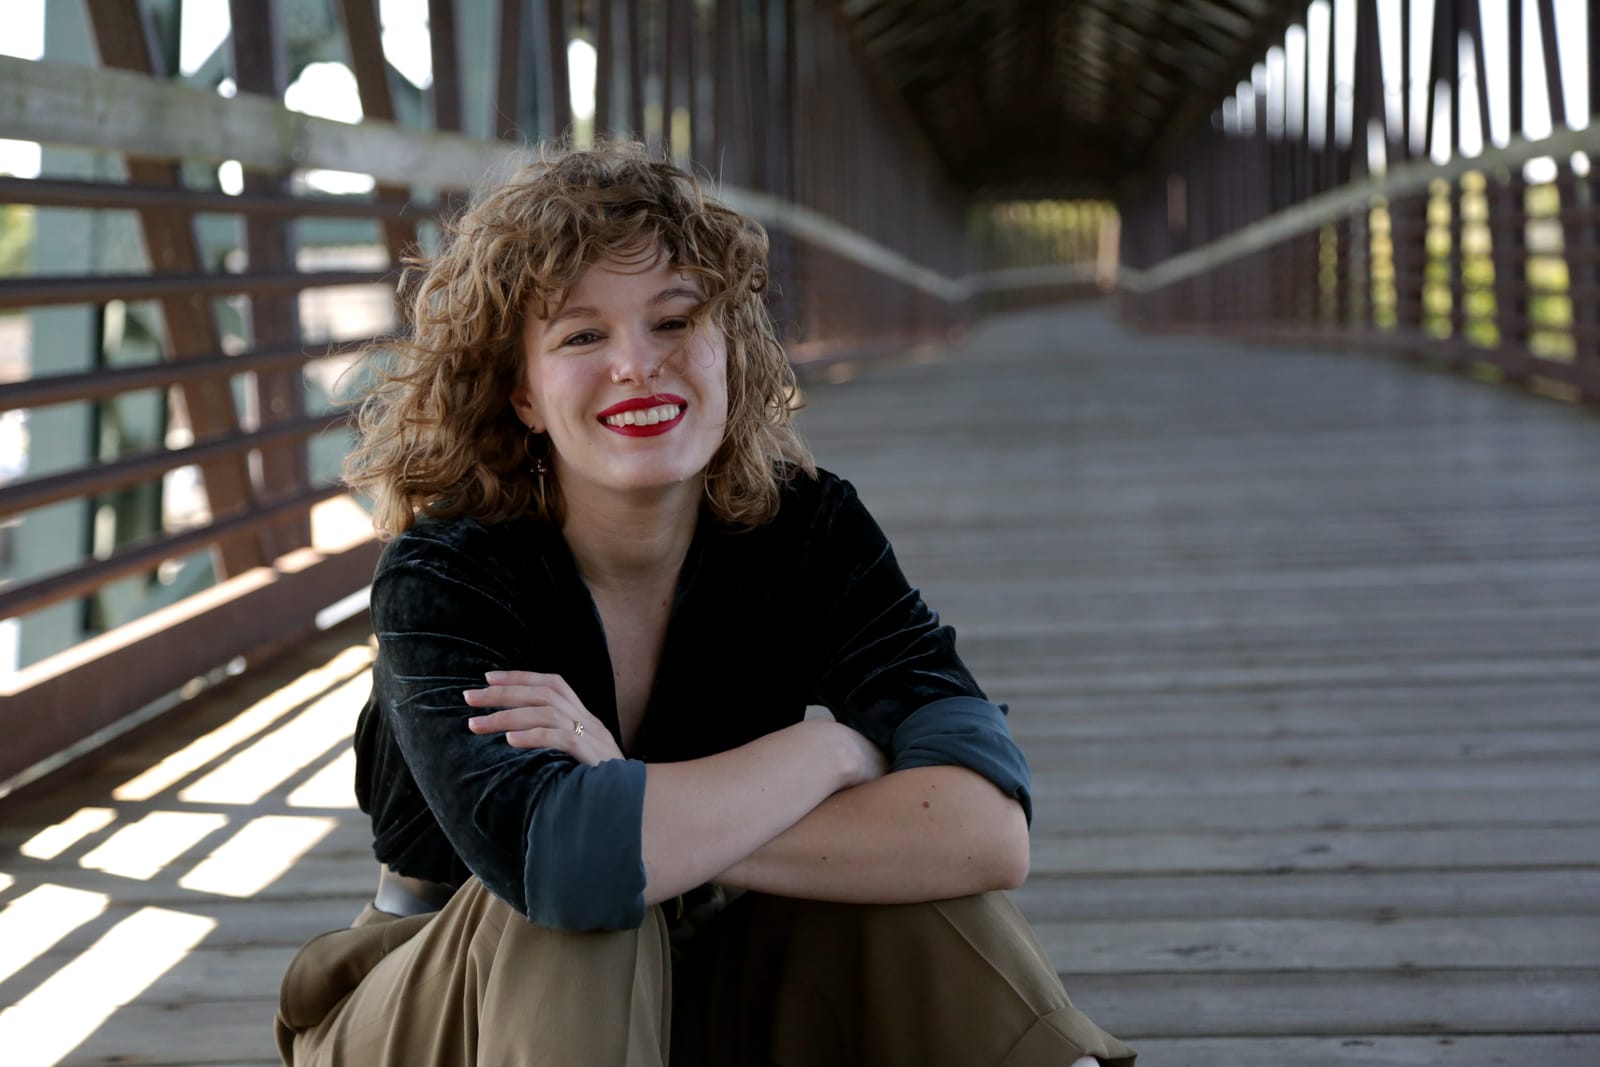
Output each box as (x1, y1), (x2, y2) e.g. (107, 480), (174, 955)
(543, 253), (705, 315)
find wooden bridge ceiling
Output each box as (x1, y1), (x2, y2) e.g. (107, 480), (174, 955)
(839, 0), (1308, 198)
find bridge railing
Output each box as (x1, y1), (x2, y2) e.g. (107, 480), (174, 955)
(0, 0), (976, 792)
(1118, 0), (1598, 406)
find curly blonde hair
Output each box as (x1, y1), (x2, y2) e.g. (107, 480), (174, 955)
(344, 141), (814, 538)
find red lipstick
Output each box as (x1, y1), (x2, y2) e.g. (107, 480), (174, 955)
(597, 393), (687, 437)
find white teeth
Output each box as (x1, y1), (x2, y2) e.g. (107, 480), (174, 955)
(604, 404), (683, 428)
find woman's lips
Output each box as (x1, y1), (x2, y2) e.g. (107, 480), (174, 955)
(598, 393), (687, 436)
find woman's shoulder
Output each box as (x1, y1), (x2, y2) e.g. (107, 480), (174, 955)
(772, 464), (859, 518)
(377, 510), (548, 577)
(752, 465), (883, 557)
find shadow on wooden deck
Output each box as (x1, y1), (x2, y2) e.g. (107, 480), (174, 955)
(2, 301), (1598, 1064)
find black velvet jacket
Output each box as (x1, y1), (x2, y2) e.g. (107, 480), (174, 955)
(354, 469), (1031, 931)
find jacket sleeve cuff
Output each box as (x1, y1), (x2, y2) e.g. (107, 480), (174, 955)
(888, 696), (1033, 824)
(521, 757), (648, 931)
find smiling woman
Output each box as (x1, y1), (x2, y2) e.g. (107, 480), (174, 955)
(282, 142), (1134, 1067)
(511, 253), (730, 510)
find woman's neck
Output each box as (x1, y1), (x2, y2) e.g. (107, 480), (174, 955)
(558, 481), (701, 590)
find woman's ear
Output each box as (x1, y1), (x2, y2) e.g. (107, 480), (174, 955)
(509, 385), (543, 432)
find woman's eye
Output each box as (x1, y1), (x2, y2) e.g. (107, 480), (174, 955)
(561, 330), (601, 347)
(656, 318), (689, 332)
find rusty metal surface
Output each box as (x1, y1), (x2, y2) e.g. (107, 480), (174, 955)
(0, 269), (389, 310)
(85, 0), (263, 575)
(0, 175), (435, 218)
(0, 539), (382, 784)
(0, 482), (353, 622)
(0, 336), (377, 414)
(335, 0), (422, 268)
(230, 0), (314, 560)
(1118, 0), (1598, 404)
(0, 413), (347, 521)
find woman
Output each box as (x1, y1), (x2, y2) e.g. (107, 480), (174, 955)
(275, 142), (1134, 1066)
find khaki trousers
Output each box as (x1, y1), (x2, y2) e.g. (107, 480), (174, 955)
(275, 878), (1135, 1066)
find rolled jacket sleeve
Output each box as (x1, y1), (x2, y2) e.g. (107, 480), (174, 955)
(889, 696), (1032, 823)
(804, 475), (1033, 822)
(371, 525), (649, 931)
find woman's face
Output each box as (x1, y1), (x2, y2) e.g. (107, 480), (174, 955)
(513, 250), (730, 510)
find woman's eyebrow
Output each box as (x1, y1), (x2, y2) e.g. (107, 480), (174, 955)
(546, 287), (702, 325)
(649, 286), (703, 306)
(548, 304), (598, 325)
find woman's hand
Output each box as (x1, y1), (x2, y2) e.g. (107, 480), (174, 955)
(835, 721), (889, 787)
(463, 671), (623, 765)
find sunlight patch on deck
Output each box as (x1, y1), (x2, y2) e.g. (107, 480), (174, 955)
(178, 814), (337, 898)
(0, 906), (214, 1067)
(78, 811), (228, 881)
(176, 672), (371, 805)
(18, 807), (115, 860)
(113, 643), (373, 802)
(287, 747), (360, 808)
(0, 885), (108, 985)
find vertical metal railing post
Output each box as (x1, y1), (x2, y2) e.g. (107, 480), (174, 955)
(495, 0), (526, 140)
(83, 0), (262, 577)
(229, 0), (312, 560)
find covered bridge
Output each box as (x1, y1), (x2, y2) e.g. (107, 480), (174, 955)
(0, 0), (1596, 1063)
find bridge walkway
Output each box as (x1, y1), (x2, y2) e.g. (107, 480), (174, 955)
(2, 302), (1596, 1064)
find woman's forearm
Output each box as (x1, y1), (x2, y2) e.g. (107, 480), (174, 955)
(714, 765), (1030, 903)
(639, 720), (879, 905)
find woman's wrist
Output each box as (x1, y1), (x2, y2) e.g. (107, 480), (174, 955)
(827, 720), (889, 790)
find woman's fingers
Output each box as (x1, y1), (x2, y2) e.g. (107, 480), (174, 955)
(503, 722), (620, 766)
(464, 683), (570, 714)
(504, 725), (587, 755)
(465, 705), (569, 735)
(462, 671), (624, 763)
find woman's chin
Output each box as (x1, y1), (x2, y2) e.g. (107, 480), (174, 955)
(561, 463), (708, 503)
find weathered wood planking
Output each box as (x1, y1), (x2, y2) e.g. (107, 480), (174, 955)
(2, 301), (1597, 1064)
(799, 304), (1600, 1059)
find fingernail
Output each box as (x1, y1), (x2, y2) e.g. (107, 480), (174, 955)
(484, 671), (506, 682)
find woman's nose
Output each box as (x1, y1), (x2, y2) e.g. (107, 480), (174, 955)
(609, 329), (668, 385)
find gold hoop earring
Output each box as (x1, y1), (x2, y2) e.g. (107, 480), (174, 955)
(523, 429), (552, 513)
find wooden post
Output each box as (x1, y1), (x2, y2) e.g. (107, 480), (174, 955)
(83, 0), (261, 576)
(495, 0), (525, 139)
(335, 0), (421, 267)
(1533, 0), (1565, 129)
(543, 0), (573, 140)
(1582, 0), (1600, 398)
(595, 0), (615, 137)
(626, 0), (646, 138)
(665, 0), (691, 162)
(1492, 0), (1528, 372)
(429, 0), (464, 133)
(228, 0), (312, 560)
(1432, 0), (1463, 345)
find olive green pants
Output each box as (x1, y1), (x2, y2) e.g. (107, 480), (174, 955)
(275, 878), (1134, 1066)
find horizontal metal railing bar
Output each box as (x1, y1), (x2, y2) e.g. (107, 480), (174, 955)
(0, 54), (506, 190)
(0, 268), (391, 310)
(0, 482), (352, 621)
(1120, 125), (1600, 293)
(1, 539), (382, 779)
(0, 412), (348, 520)
(0, 57), (977, 307)
(0, 335), (383, 412)
(0, 175), (440, 220)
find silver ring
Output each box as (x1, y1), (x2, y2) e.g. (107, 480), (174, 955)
(573, 721), (585, 737)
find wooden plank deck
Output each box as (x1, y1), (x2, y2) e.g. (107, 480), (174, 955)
(3, 301), (1598, 1065)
